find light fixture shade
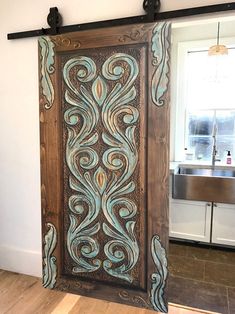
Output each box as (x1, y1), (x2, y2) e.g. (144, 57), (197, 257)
(208, 44), (228, 56)
(208, 22), (228, 56)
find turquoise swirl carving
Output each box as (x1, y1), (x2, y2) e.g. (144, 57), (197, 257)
(151, 22), (171, 107)
(63, 53), (139, 281)
(101, 53), (139, 283)
(39, 36), (55, 109)
(43, 223), (57, 289)
(63, 57), (101, 273)
(150, 235), (168, 313)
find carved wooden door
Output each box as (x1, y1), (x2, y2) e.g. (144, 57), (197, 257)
(39, 22), (170, 312)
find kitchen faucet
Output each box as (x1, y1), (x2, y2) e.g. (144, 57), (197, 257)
(212, 124), (221, 167)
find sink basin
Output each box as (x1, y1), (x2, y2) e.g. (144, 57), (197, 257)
(179, 167), (235, 178)
(173, 166), (235, 203)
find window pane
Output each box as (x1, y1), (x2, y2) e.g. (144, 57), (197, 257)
(187, 49), (235, 110)
(180, 46), (235, 163)
(188, 136), (213, 161)
(216, 136), (235, 160)
(188, 111), (214, 136)
(216, 111), (235, 136)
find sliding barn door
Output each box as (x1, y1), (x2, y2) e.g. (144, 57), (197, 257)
(39, 22), (170, 312)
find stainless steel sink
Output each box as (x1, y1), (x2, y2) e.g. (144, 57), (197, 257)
(173, 166), (235, 203)
(179, 167), (235, 178)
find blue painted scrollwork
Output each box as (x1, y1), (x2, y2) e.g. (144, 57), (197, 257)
(151, 22), (171, 107)
(150, 235), (168, 313)
(43, 223), (57, 289)
(101, 54), (140, 283)
(39, 36), (55, 109)
(63, 53), (140, 282)
(63, 57), (101, 273)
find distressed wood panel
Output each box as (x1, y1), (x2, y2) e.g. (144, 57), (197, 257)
(60, 45), (147, 290)
(39, 22), (171, 312)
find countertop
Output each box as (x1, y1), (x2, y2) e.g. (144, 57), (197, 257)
(169, 161), (235, 174)
(170, 162), (180, 174)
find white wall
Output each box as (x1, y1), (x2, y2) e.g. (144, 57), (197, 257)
(0, 0), (233, 277)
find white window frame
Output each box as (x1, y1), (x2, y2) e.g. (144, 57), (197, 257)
(174, 37), (235, 162)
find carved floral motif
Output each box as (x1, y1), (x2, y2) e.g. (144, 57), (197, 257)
(39, 36), (55, 109)
(151, 22), (171, 107)
(118, 25), (148, 43)
(42, 223), (57, 289)
(150, 235), (168, 313)
(52, 35), (81, 49)
(63, 53), (140, 283)
(119, 290), (150, 308)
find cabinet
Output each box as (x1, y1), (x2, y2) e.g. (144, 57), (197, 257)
(212, 203), (235, 246)
(170, 198), (235, 247)
(169, 199), (212, 242)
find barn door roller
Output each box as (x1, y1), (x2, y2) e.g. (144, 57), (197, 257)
(7, 1), (235, 40)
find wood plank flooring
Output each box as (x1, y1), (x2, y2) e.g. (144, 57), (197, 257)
(0, 270), (216, 314)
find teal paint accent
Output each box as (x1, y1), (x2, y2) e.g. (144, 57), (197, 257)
(101, 53), (139, 283)
(43, 223), (57, 289)
(39, 36), (55, 109)
(63, 57), (101, 274)
(150, 235), (168, 313)
(151, 22), (171, 107)
(63, 53), (140, 281)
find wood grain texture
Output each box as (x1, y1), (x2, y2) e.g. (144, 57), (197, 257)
(39, 22), (170, 311)
(146, 23), (170, 308)
(0, 271), (214, 314)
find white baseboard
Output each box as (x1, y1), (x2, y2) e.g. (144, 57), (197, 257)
(0, 245), (42, 277)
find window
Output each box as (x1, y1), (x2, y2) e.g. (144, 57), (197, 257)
(187, 109), (235, 162)
(174, 39), (235, 163)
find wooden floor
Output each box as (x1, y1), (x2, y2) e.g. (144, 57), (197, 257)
(0, 270), (216, 314)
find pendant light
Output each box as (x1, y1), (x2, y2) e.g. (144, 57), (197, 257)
(208, 22), (228, 56)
